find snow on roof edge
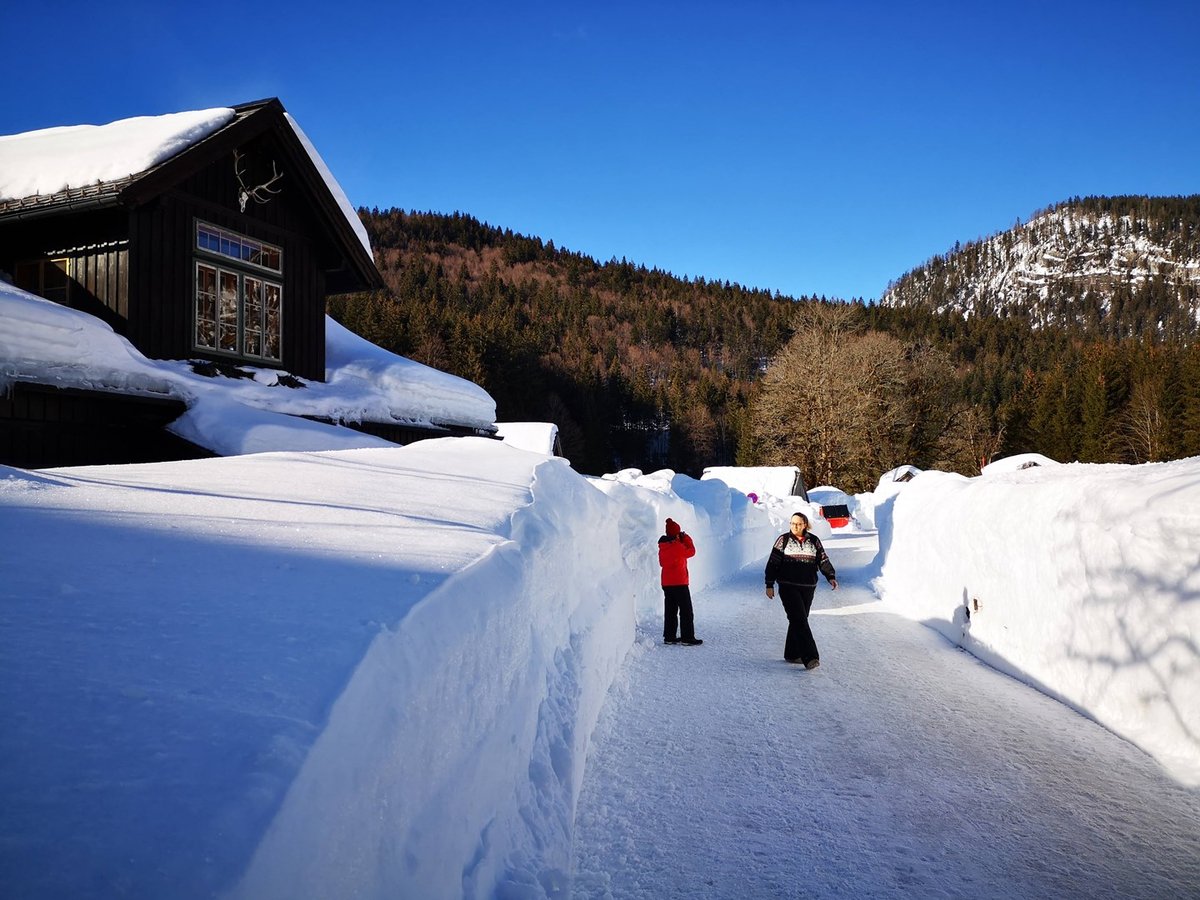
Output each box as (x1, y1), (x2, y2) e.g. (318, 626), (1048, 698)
(0, 103), (373, 264)
(0, 108), (236, 201)
(284, 113), (373, 259)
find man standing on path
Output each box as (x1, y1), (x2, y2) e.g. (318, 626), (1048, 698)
(765, 512), (837, 668)
(658, 518), (702, 646)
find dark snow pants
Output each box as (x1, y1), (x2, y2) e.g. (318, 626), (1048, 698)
(779, 582), (818, 664)
(663, 584), (696, 641)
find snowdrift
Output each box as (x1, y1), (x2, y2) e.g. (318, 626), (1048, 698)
(592, 468), (779, 617)
(873, 457), (1200, 785)
(0, 442), (777, 899)
(231, 447), (636, 898)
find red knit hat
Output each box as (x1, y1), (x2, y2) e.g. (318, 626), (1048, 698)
(665, 518), (681, 537)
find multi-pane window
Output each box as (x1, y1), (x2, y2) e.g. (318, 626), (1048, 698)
(194, 221), (282, 362)
(14, 258), (70, 304)
(196, 222), (281, 272)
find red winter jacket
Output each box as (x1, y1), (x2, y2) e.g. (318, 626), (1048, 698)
(658, 532), (696, 586)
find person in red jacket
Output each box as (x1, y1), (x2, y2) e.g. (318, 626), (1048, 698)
(658, 518), (702, 645)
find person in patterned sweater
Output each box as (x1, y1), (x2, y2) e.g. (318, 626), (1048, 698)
(764, 512), (838, 668)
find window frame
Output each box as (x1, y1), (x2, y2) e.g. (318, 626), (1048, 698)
(14, 257), (72, 305)
(195, 220), (282, 274)
(193, 220), (283, 363)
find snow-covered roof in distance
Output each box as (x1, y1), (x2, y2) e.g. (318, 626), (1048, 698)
(877, 464), (922, 488)
(495, 422), (560, 455)
(981, 453), (1061, 476)
(0, 103), (372, 258)
(0, 282), (496, 455)
(808, 485), (851, 506)
(701, 465), (805, 499)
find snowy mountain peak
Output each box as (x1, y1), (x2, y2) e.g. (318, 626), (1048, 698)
(881, 196), (1200, 338)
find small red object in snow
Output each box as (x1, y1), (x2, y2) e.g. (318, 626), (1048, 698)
(819, 504), (851, 529)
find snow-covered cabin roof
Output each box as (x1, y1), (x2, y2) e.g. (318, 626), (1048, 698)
(0, 108), (233, 204)
(0, 98), (377, 289)
(0, 280), (497, 455)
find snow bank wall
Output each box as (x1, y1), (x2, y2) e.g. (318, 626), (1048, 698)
(589, 469), (779, 623)
(232, 460), (769, 899)
(230, 456), (634, 899)
(874, 459), (1200, 785)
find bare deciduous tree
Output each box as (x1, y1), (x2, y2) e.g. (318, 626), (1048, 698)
(936, 404), (1006, 474)
(1122, 378), (1167, 463)
(750, 304), (1004, 489)
(750, 304), (911, 492)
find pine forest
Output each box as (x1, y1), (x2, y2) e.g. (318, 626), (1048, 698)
(327, 201), (1200, 493)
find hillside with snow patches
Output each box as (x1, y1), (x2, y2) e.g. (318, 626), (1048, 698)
(881, 197), (1200, 336)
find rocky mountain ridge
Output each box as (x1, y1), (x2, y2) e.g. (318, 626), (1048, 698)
(880, 196), (1200, 340)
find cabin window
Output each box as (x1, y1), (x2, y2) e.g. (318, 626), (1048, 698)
(194, 263), (282, 361)
(196, 222), (281, 272)
(194, 222), (282, 362)
(14, 258), (71, 305)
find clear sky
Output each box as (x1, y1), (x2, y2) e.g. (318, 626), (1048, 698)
(3, 0), (1197, 302)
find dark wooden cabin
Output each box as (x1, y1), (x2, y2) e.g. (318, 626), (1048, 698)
(0, 98), (420, 468)
(0, 97), (382, 383)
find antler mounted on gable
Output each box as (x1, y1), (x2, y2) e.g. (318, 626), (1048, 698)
(233, 149), (284, 213)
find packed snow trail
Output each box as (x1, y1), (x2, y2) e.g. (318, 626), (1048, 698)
(570, 532), (1200, 899)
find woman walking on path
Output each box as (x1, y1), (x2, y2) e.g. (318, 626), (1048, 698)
(659, 518), (702, 645)
(765, 512), (837, 667)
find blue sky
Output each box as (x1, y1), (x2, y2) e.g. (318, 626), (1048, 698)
(4, 1), (1197, 302)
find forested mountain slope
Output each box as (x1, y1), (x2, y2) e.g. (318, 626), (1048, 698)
(330, 205), (1200, 483)
(329, 209), (812, 475)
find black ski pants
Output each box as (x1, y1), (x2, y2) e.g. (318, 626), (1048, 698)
(662, 584), (696, 641)
(779, 582), (818, 664)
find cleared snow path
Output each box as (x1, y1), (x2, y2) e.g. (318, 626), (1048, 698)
(570, 532), (1200, 899)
